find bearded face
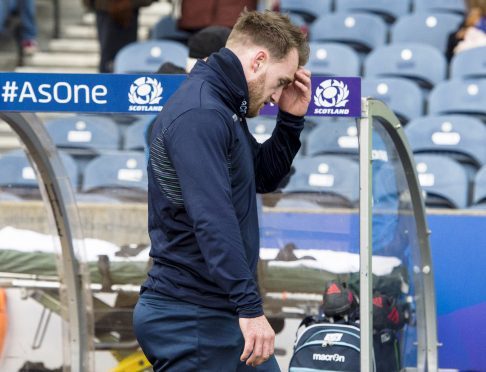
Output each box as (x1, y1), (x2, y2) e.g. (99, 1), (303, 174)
(247, 73), (268, 118)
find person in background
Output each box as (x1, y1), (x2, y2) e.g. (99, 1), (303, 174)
(178, 0), (257, 32)
(0, 0), (38, 55)
(446, 0), (486, 60)
(133, 10), (310, 371)
(82, 0), (155, 73)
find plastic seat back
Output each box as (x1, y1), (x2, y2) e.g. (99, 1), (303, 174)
(364, 42), (447, 89)
(391, 13), (462, 53)
(361, 77), (424, 123)
(450, 46), (486, 80)
(413, 0), (466, 15)
(428, 79), (486, 119)
(151, 15), (191, 43)
(306, 42), (361, 76)
(336, 0), (411, 23)
(405, 115), (486, 170)
(114, 40), (188, 73)
(283, 155), (359, 207)
(414, 154), (469, 209)
(310, 13), (387, 53)
(280, 0), (333, 22)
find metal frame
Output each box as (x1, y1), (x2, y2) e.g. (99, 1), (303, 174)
(359, 98), (438, 371)
(358, 98), (373, 372)
(0, 112), (93, 372)
(0, 97), (438, 371)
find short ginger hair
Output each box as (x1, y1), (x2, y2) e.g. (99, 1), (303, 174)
(227, 10), (309, 66)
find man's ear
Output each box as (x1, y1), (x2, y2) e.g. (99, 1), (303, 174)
(251, 50), (268, 73)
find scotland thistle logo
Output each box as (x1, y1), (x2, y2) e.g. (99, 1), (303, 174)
(128, 77), (164, 112)
(314, 79), (349, 108)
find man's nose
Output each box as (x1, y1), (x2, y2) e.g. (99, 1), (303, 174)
(271, 88), (284, 103)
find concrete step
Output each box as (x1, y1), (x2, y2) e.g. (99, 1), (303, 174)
(48, 38), (99, 53)
(140, 2), (172, 17)
(63, 24), (97, 39)
(64, 24), (149, 40)
(0, 136), (21, 151)
(24, 52), (98, 68)
(15, 65), (98, 74)
(0, 122), (14, 133)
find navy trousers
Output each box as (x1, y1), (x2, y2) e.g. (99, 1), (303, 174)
(133, 289), (281, 372)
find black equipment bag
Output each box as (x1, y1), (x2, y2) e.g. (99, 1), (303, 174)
(289, 322), (376, 372)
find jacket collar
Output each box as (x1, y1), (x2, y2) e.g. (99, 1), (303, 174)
(189, 48), (250, 118)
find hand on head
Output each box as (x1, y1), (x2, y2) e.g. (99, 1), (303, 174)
(278, 67), (312, 117)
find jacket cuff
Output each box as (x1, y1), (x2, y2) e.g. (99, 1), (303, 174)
(237, 306), (265, 318)
(277, 109), (305, 131)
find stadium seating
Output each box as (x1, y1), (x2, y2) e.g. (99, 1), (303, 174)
(306, 42), (361, 76)
(246, 116), (277, 143)
(405, 115), (486, 173)
(124, 116), (156, 151)
(0, 150), (79, 197)
(309, 13), (387, 53)
(81, 152), (147, 202)
(428, 79), (486, 119)
(150, 15), (191, 43)
(363, 43), (447, 89)
(114, 40), (188, 74)
(391, 13), (463, 53)
(414, 154), (469, 208)
(306, 119), (359, 158)
(472, 165), (486, 208)
(361, 77), (424, 123)
(279, 0), (333, 23)
(282, 155), (359, 207)
(450, 46), (486, 80)
(413, 0), (466, 15)
(45, 115), (120, 152)
(335, 0), (411, 23)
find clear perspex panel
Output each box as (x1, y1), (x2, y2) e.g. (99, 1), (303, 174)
(0, 122), (79, 371)
(372, 118), (424, 371)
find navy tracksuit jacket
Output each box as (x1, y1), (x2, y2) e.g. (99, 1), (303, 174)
(143, 48), (304, 318)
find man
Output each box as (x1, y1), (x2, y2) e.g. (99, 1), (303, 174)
(82, 0), (154, 72)
(133, 10), (311, 371)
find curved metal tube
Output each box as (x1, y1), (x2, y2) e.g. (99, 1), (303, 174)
(0, 112), (93, 371)
(367, 99), (438, 371)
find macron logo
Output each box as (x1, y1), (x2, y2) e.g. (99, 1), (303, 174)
(313, 353), (345, 362)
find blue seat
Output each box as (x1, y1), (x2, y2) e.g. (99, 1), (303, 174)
(283, 155), (359, 207)
(364, 43), (447, 89)
(280, 0), (333, 22)
(335, 0), (411, 23)
(472, 165), (486, 208)
(413, 0), (466, 15)
(310, 13), (387, 53)
(150, 15), (191, 43)
(405, 115), (486, 172)
(428, 79), (486, 119)
(306, 42), (361, 76)
(246, 116), (277, 144)
(361, 77), (424, 123)
(0, 150), (79, 197)
(450, 46), (486, 80)
(306, 119), (359, 158)
(82, 152), (147, 201)
(414, 154), (469, 208)
(45, 115), (120, 152)
(124, 115), (156, 151)
(391, 13), (463, 53)
(114, 40), (188, 74)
